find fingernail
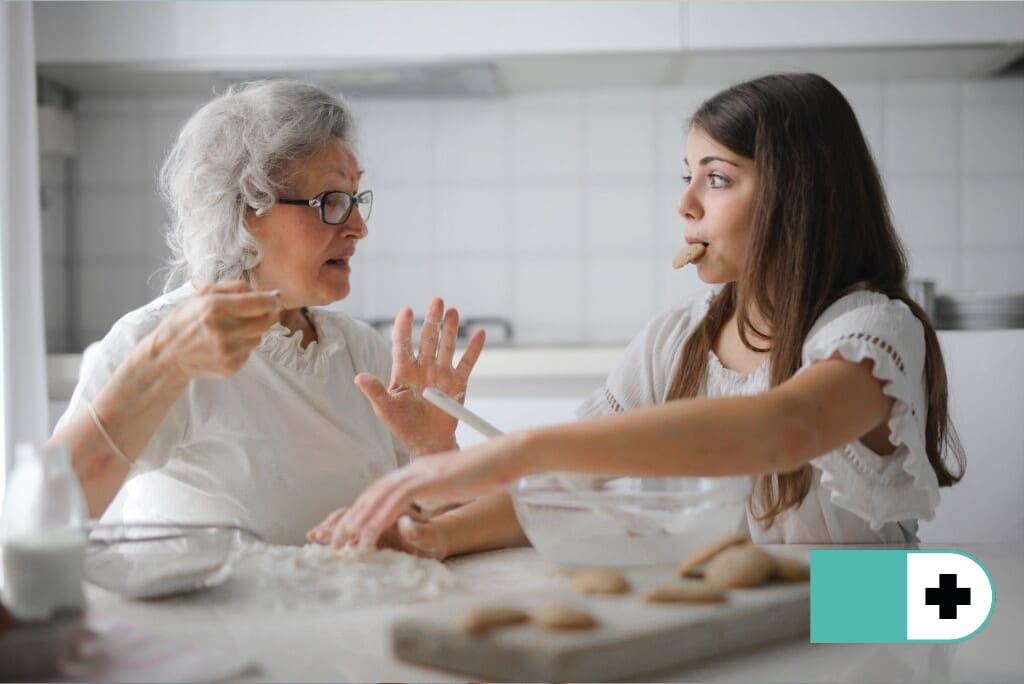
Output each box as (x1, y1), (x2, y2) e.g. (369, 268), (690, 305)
(270, 289), (281, 297)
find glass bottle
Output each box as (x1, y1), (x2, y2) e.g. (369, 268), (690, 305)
(1, 443), (87, 621)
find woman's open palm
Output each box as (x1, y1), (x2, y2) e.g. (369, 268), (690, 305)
(355, 298), (485, 456)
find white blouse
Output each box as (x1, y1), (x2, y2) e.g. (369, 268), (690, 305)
(56, 284), (407, 545)
(577, 288), (940, 544)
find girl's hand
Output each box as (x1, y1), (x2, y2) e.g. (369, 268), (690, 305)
(150, 281), (282, 381)
(355, 298), (485, 456)
(315, 438), (525, 550)
(306, 505), (449, 559)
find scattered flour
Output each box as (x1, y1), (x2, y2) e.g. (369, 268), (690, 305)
(230, 542), (455, 611)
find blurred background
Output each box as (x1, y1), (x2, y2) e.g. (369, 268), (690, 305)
(2, 1), (1021, 542)
(30, 1), (1024, 353)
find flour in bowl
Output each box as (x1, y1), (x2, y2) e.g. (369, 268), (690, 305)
(231, 542), (455, 611)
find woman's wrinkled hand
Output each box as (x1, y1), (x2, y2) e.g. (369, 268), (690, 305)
(306, 505), (450, 560)
(310, 437), (524, 551)
(149, 280), (282, 382)
(355, 297), (485, 456)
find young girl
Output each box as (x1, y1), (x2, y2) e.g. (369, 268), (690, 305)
(309, 73), (965, 555)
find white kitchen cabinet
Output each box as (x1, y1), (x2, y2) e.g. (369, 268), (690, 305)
(684, 1), (1024, 51)
(918, 329), (1024, 543)
(33, 1), (684, 66)
(35, 1), (1023, 69)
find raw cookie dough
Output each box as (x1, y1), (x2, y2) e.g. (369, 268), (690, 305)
(570, 569), (630, 596)
(677, 532), (750, 577)
(532, 602), (598, 631)
(704, 544), (775, 589)
(457, 605), (530, 636)
(771, 554), (811, 582)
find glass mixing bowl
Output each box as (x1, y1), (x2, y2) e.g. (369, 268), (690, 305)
(83, 523), (260, 599)
(510, 474), (751, 568)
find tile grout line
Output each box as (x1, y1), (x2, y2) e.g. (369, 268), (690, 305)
(955, 83), (965, 293)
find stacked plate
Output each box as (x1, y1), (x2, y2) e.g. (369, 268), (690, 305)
(934, 293), (1024, 330)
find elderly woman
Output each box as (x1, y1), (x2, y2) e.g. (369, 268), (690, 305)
(49, 80), (484, 545)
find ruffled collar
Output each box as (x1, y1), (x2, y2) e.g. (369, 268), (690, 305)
(257, 308), (346, 377)
(178, 283), (347, 376)
(696, 288), (770, 386)
(707, 350), (770, 385)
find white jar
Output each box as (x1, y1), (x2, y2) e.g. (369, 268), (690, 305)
(1, 443), (87, 621)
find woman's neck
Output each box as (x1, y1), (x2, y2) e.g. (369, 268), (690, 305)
(279, 307), (318, 348)
(234, 274), (319, 348)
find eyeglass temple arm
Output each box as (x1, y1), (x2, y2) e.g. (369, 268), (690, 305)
(276, 198), (320, 207)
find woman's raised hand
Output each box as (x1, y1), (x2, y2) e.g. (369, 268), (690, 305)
(355, 298), (485, 456)
(150, 280), (282, 381)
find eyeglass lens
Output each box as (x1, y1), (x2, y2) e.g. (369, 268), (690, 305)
(323, 191), (372, 224)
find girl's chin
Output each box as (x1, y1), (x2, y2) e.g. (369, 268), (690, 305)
(695, 265), (724, 285)
(694, 261), (740, 285)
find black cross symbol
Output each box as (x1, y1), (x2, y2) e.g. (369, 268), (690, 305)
(925, 573), (971, 620)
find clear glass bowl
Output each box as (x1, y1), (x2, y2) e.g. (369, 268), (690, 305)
(83, 523), (260, 599)
(510, 474), (751, 568)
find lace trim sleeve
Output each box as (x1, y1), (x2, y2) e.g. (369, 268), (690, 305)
(576, 386), (626, 419)
(801, 297), (940, 529)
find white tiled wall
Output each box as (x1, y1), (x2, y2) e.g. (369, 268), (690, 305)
(44, 77), (1024, 352)
(40, 155), (70, 351)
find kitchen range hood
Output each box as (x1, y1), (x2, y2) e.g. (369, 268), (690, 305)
(36, 43), (1024, 99)
(32, 1), (1024, 98)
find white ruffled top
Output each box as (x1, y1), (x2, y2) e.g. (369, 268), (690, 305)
(56, 283), (407, 545)
(577, 288), (938, 544)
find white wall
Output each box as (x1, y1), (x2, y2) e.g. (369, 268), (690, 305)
(43, 77), (1024, 351)
(40, 154), (70, 351)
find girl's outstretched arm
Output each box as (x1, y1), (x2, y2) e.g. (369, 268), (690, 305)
(533, 355), (894, 479)
(325, 356), (893, 549)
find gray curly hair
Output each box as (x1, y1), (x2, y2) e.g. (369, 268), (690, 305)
(158, 80), (356, 289)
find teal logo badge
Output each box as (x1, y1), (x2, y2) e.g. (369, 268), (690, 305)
(810, 550), (995, 643)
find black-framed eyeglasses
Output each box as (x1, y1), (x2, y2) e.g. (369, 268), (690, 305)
(277, 190), (373, 226)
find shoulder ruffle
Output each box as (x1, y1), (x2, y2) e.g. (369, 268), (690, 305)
(802, 292), (939, 529)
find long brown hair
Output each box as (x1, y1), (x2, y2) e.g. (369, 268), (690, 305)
(666, 73), (964, 528)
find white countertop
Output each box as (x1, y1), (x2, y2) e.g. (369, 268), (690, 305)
(46, 328), (1024, 400)
(78, 543), (1023, 683)
(47, 347), (626, 401)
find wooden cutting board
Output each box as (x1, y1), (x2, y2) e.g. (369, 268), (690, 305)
(391, 573), (809, 682)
